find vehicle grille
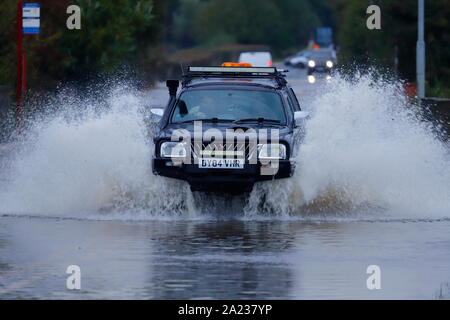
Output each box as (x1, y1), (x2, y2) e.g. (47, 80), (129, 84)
(191, 140), (257, 160)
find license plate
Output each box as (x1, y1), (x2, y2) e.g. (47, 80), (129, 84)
(198, 158), (244, 169)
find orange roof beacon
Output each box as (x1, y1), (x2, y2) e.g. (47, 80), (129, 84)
(221, 62), (253, 67)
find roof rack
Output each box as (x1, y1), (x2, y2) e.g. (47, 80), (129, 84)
(182, 66), (288, 88)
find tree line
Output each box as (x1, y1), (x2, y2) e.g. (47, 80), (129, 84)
(0, 0), (448, 96)
(331, 0), (449, 96)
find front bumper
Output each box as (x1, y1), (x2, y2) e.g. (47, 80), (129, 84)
(152, 158), (294, 185)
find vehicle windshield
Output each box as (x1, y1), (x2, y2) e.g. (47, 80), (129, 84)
(171, 89), (286, 124)
(309, 51), (334, 59)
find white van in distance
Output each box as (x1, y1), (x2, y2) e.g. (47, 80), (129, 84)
(238, 51), (273, 67)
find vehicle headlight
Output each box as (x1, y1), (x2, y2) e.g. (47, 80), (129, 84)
(160, 141), (187, 158)
(308, 60), (316, 68)
(326, 60), (333, 68)
(257, 144), (287, 160)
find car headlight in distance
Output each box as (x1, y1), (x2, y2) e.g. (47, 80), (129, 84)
(160, 141), (187, 158)
(308, 60), (316, 68)
(326, 60), (333, 68)
(307, 75), (316, 84)
(258, 144), (287, 160)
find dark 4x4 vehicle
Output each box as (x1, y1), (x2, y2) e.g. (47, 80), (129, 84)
(151, 66), (308, 193)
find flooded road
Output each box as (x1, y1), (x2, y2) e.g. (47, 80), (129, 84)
(0, 67), (449, 299)
(1, 216), (450, 299)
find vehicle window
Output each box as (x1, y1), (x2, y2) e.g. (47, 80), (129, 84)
(288, 88), (301, 110)
(171, 89), (286, 124)
(283, 91), (295, 114)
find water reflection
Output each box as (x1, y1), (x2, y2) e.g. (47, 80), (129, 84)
(1, 217), (450, 299)
(146, 221), (298, 299)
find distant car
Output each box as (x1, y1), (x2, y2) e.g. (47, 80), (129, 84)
(238, 51), (273, 67)
(306, 49), (337, 75)
(151, 65), (308, 193)
(284, 50), (311, 68)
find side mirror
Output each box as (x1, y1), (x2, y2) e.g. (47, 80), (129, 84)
(150, 108), (164, 118)
(294, 111), (309, 127)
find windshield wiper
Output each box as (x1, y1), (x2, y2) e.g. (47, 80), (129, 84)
(233, 118), (281, 124)
(176, 118), (234, 124)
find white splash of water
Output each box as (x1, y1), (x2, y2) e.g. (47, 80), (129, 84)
(287, 73), (450, 217)
(0, 87), (196, 218)
(1, 74), (449, 220)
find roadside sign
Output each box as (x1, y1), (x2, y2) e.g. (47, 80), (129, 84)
(23, 3), (40, 34)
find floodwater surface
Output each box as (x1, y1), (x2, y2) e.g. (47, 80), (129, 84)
(0, 69), (449, 299)
(1, 216), (450, 299)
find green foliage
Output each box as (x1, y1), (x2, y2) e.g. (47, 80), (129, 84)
(180, 0), (321, 53)
(0, 1), (18, 88)
(173, 0), (203, 48)
(0, 0), (159, 90)
(1, 0), (447, 97)
(332, 0), (450, 95)
(426, 0), (450, 91)
(0, 0), (71, 91)
(427, 82), (450, 99)
(192, 0), (280, 48)
(62, 0), (155, 75)
(276, 0), (321, 50)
